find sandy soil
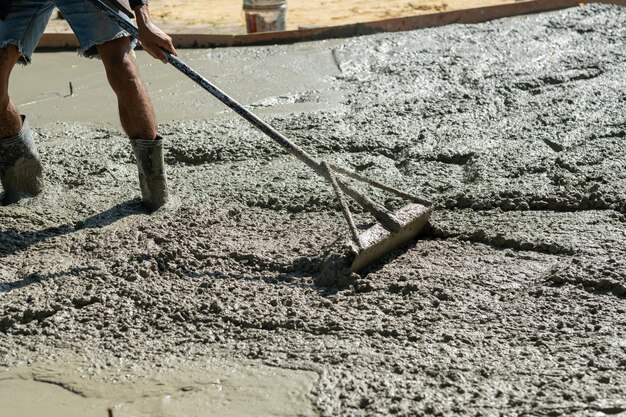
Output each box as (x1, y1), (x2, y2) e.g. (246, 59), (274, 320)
(44, 0), (527, 34)
(2, 3), (626, 416)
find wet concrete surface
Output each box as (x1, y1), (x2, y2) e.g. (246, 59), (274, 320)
(1, 360), (318, 416)
(2, 3), (626, 416)
(11, 42), (345, 125)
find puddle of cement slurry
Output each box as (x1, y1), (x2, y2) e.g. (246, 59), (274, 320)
(9, 42), (345, 127)
(0, 362), (319, 417)
(0, 379), (111, 417)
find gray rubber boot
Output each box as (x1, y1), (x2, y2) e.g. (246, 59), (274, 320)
(130, 137), (169, 211)
(0, 116), (44, 204)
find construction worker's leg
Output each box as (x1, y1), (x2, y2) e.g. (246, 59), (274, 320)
(97, 37), (168, 211)
(0, 45), (44, 204)
(0, 45), (22, 138)
(1, 0), (55, 137)
(97, 37), (157, 141)
(0, 0), (57, 204)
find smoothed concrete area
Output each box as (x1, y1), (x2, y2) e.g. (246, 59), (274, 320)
(1, 361), (318, 417)
(11, 42), (345, 125)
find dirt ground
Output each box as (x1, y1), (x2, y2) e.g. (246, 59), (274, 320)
(2, 3), (626, 417)
(44, 0), (527, 33)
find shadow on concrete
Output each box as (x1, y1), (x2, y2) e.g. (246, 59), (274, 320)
(0, 198), (143, 260)
(0, 267), (100, 294)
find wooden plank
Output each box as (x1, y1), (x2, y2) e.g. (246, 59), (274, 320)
(355, 0), (583, 34)
(36, 0), (625, 50)
(37, 33), (79, 48)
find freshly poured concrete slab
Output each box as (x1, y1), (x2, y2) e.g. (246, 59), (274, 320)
(0, 362), (319, 417)
(10, 43), (344, 126)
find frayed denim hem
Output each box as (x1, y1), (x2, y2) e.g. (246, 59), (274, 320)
(76, 31), (137, 60)
(0, 39), (31, 65)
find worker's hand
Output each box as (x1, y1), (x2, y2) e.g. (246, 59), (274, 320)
(135, 6), (177, 63)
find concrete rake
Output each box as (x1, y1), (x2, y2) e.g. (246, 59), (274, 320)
(87, 0), (433, 272)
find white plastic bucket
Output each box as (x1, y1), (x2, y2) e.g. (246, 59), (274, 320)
(243, 0), (287, 33)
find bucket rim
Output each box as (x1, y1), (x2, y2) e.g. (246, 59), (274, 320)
(243, 0), (287, 9)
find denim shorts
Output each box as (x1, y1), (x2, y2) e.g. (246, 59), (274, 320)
(0, 0), (136, 64)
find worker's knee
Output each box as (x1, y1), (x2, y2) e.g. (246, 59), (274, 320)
(98, 38), (142, 93)
(0, 45), (19, 70)
(107, 59), (142, 95)
(0, 45), (19, 97)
